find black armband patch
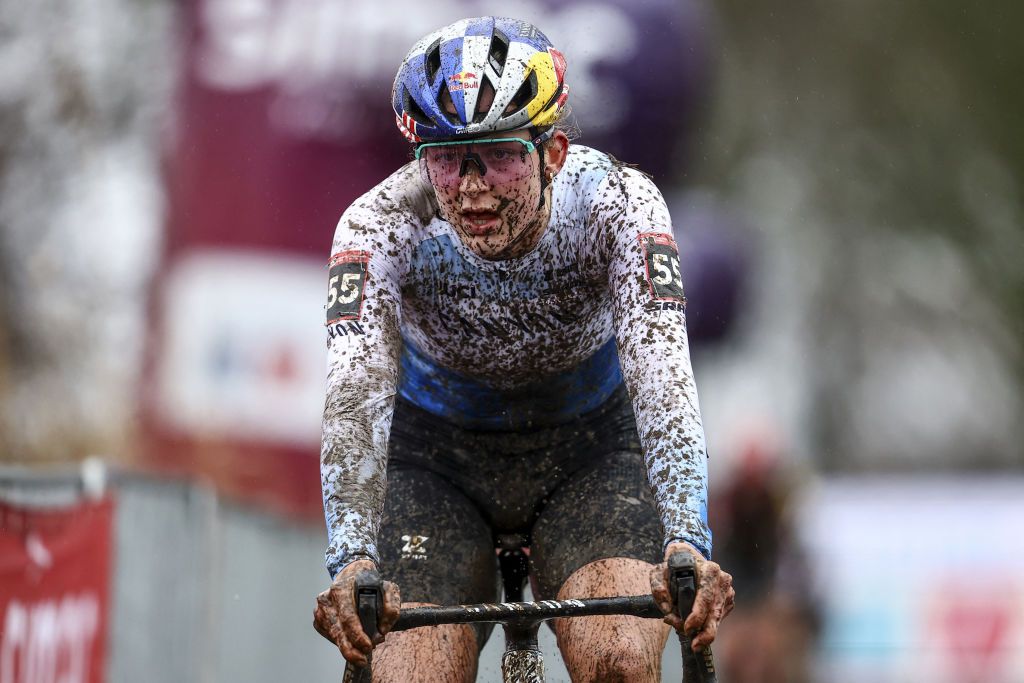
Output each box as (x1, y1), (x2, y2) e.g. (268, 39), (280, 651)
(638, 233), (686, 302)
(326, 250), (369, 323)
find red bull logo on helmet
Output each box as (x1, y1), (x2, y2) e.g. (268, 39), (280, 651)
(448, 71), (479, 92)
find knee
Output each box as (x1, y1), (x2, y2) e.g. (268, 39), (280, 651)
(595, 634), (659, 682)
(561, 627), (661, 683)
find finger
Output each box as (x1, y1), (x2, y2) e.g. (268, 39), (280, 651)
(313, 598), (343, 644)
(340, 608), (374, 656)
(379, 581), (402, 633)
(322, 602), (368, 666)
(648, 564), (668, 596)
(684, 561), (724, 633)
(692, 573), (731, 650)
(690, 610), (721, 651)
(313, 605), (337, 643)
(649, 565), (673, 614)
(662, 613), (684, 631)
(326, 581), (375, 663)
(336, 621), (370, 667)
(338, 635), (368, 668)
(723, 584), (736, 617)
(683, 585), (713, 635)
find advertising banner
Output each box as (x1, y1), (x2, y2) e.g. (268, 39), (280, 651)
(799, 477), (1024, 683)
(0, 498), (114, 683)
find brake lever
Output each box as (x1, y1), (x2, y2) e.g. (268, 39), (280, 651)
(341, 568), (383, 683)
(668, 552), (718, 683)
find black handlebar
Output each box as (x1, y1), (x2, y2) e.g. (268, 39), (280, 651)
(341, 568), (382, 683)
(394, 594), (663, 630)
(336, 555), (717, 683)
(668, 552), (718, 683)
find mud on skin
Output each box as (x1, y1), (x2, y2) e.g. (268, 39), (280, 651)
(322, 145), (712, 574)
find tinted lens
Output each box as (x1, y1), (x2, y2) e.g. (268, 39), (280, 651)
(421, 140), (535, 186)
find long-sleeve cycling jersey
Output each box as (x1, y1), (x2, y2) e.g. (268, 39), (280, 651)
(321, 145), (711, 578)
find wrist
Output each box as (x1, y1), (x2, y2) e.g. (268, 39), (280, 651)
(664, 540), (705, 562)
(334, 557), (377, 582)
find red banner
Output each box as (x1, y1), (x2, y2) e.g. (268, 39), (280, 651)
(0, 498), (114, 683)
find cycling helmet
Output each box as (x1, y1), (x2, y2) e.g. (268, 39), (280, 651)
(392, 17), (569, 143)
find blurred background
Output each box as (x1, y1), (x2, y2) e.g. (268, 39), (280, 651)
(1, 0), (1022, 681)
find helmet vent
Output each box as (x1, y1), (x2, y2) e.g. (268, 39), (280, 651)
(437, 85), (462, 125)
(487, 30), (509, 76)
(537, 83), (565, 117)
(424, 38), (443, 84)
(473, 77), (496, 123)
(505, 71), (538, 116)
(403, 89), (432, 126)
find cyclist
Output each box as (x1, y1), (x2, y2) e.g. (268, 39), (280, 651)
(313, 16), (734, 682)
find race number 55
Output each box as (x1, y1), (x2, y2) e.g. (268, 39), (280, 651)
(326, 251), (369, 323)
(639, 233), (686, 302)
(328, 273), (362, 307)
(651, 252), (682, 289)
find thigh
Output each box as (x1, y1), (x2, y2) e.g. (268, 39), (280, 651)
(378, 465), (499, 608)
(529, 449), (663, 601)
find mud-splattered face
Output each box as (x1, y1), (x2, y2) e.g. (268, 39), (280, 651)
(424, 85), (568, 261)
(428, 129), (556, 261)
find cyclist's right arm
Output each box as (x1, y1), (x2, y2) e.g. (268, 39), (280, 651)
(315, 164), (426, 662)
(320, 196), (405, 581)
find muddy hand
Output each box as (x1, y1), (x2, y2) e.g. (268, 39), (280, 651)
(650, 542), (735, 651)
(313, 559), (401, 666)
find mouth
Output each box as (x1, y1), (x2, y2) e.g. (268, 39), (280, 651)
(460, 209), (501, 236)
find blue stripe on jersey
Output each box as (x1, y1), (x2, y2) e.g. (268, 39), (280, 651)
(398, 337), (624, 430)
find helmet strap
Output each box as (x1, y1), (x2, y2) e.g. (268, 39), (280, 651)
(531, 126), (553, 210)
(538, 145), (549, 210)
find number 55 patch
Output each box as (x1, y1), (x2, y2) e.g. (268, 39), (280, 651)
(326, 250), (370, 323)
(639, 233), (685, 302)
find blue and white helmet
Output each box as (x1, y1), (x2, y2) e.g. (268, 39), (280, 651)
(392, 17), (569, 143)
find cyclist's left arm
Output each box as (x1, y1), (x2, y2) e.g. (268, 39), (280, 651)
(598, 165), (734, 644)
(600, 165), (711, 557)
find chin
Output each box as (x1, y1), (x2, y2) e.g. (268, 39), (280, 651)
(466, 241), (503, 259)
(461, 235), (509, 260)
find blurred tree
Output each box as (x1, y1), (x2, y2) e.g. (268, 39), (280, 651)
(697, 0), (1024, 469)
(0, 1), (171, 463)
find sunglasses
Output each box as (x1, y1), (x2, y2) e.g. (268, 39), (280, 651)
(415, 138), (541, 187)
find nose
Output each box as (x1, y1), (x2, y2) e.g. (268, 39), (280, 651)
(459, 164), (489, 194)
(459, 153), (487, 178)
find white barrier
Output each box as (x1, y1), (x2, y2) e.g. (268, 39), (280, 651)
(798, 476), (1024, 683)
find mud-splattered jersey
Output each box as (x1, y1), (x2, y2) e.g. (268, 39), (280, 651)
(321, 145), (711, 578)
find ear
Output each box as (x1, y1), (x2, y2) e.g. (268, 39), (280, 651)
(543, 130), (570, 178)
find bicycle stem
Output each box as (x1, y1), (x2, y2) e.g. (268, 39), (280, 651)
(501, 619), (544, 683)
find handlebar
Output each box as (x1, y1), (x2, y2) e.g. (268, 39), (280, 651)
(393, 594), (663, 630)
(336, 552), (717, 683)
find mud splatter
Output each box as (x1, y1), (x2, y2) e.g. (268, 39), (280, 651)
(322, 145), (712, 576)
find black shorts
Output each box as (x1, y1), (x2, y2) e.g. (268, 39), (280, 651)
(376, 386), (663, 644)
